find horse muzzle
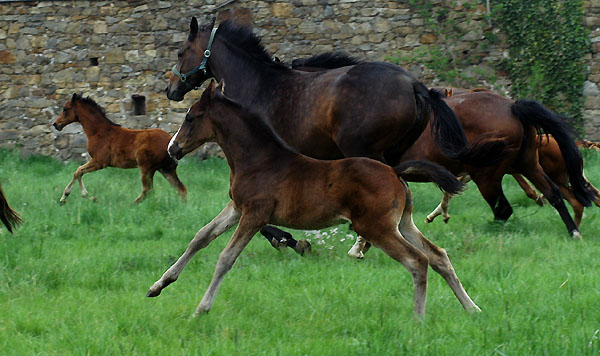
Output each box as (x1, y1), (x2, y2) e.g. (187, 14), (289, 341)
(168, 142), (184, 161)
(165, 86), (186, 102)
(52, 122), (63, 131)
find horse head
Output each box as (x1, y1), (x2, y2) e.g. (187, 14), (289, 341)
(53, 93), (81, 131)
(166, 17), (217, 101)
(169, 80), (224, 160)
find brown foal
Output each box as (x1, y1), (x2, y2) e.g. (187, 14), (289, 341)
(147, 81), (480, 317)
(53, 94), (187, 204)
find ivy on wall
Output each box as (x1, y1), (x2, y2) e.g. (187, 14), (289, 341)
(393, 0), (589, 131)
(495, 0), (589, 130)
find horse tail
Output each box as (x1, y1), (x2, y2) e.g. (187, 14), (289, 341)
(0, 185), (22, 234)
(511, 99), (595, 207)
(414, 83), (507, 166)
(394, 160), (465, 195)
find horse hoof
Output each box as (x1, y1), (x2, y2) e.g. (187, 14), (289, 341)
(59, 199), (66, 206)
(424, 217), (433, 223)
(293, 240), (311, 256)
(443, 217), (450, 224)
(571, 231), (582, 240)
(347, 250), (364, 259)
(146, 288), (161, 297)
(269, 237), (287, 250)
(535, 197), (545, 206)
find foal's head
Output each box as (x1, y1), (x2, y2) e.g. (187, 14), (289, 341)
(53, 94), (81, 131)
(166, 17), (216, 101)
(169, 80), (225, 160)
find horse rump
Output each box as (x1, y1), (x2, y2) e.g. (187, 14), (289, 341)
(415, 84), (508, 167)
(511, 100), (595, 207)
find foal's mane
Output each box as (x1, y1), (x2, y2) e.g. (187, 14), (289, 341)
(291, 52), (361, 69)
(73, 94), (121, 127)
(214, 20), (287, 69)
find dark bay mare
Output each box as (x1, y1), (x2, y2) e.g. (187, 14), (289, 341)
(53, 94), (187, 204)
(0, 184), (21, 233)
(147, 80), (481, 317)
(167, 18), (503, 166)
(166, 17), (506, 251)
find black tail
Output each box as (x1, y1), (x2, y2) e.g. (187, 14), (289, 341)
(416, 84), (507, 166)
(511, 100), (595, 207)
(394, 160), (465, 195)
(0, 185), (21, 234)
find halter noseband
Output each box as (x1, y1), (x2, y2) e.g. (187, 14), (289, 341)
(171, 25), (219, 89)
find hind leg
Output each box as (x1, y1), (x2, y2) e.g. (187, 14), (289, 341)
(399, 208), (480, 312)
(358, 225), (429, 317)
(425, 175), (471, 224)
(513, 174), (544, 206)
(159, 169), (187, 201)
(470, 172), (513, 221)
(522, 165), (579, 237)
(60, 159), (102, 204)
(134, 167), (155, 204)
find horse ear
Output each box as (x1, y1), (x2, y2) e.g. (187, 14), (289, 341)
(190, 17), (198, 38)
(448, 88), (453, 97)
(207, 79), (218, 97)
(216, 80), (225, 95)
(72, 93), (78, 101)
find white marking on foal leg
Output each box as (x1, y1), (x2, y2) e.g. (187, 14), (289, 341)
(60, 177), (77, 205)
(348, 236), (367, 258)
(147, 201), (240, 297)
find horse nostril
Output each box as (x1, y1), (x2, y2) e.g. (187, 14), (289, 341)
(168, 142), (182, 160)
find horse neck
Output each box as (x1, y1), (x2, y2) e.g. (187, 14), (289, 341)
(74, 104), (113, 138)
(208, 40), (290, 114)
(210, 103), (294, 174)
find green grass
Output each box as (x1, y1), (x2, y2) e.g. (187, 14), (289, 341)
(1, 148), (599, 355)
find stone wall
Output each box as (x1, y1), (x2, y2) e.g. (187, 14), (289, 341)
(0, 0), (599, 161)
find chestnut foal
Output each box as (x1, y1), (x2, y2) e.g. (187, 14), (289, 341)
(147, 81), (480, 317)
(53, 94), (187, 204)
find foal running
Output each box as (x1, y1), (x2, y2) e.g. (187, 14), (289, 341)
(53, 94), (187, 204)
(147, 81), (480, 317)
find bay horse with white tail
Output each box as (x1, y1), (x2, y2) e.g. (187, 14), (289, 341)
(147, 81), (481, 317)
(53, 94), (187, 204)
(1, 184), (21, 233)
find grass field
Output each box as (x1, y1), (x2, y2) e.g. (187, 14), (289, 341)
(1, 148), (599, 355)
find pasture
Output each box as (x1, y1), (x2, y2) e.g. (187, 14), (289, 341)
(1, 148), (599, 355)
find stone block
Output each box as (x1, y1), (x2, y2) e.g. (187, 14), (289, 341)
(105, 49), (125, 64)
(0, 50), (16, 64)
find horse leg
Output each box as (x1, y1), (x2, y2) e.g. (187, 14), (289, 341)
(470, 173), (513, 221)
(399, 208), (481, 312)
(522, 166), (580, 237)
(513, 174), (544, 206)
(134, 167), (156, 204)
(348, 236), (368, 258)
(196, 213), (263, 315)
(425, 175), (470, 224)
(356, 223), (429, 317)
(60, 159), (101, 204)
(147, 201), (241, 297)
(159, 168), (187, 201)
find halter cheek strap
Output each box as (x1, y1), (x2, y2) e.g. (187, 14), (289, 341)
(171, 26), (219, 89)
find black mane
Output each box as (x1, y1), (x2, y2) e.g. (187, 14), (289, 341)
(73, 94), (121, 126)
(291, 52), (361, 69)
(215, 20), (286, 68)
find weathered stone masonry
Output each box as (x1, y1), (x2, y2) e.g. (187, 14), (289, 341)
(0, 0), (599, 161)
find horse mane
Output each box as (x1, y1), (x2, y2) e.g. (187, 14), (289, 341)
(291, 52), (361, 69)
(215, 20), (286, 69)
(72, 94), (121, 127)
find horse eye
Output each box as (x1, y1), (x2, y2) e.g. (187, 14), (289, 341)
(177, 52), (183, 59)
(185, 114), (193, 122)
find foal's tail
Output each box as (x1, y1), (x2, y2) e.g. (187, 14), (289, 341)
(0, 185), (21, 234)
(511, 100), (595, 207)
(414, 83), (507, 166)
(394, 160), (465, 195)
